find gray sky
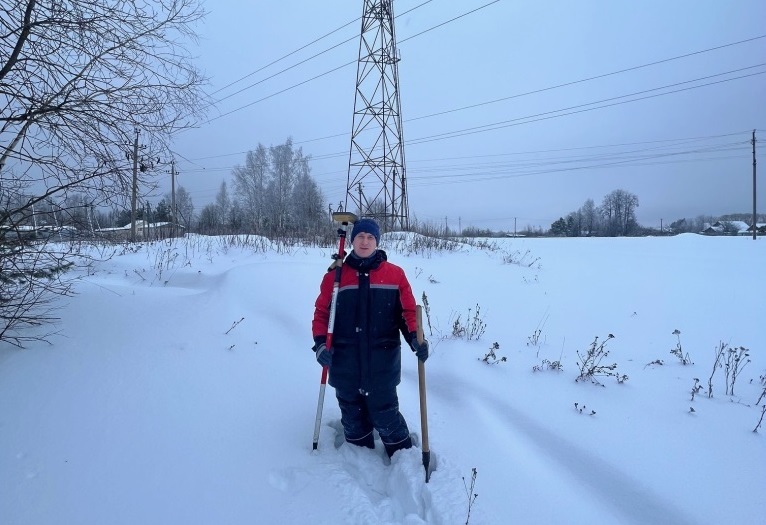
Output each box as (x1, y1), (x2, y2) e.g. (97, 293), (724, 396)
(168, 0), (766, 231)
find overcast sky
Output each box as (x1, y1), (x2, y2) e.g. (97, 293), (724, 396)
(167, 0), (766, 231)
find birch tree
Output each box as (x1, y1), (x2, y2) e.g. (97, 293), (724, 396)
(232, 145), (268, 233)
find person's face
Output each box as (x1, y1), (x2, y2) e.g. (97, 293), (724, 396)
(352, 232), (377, 258)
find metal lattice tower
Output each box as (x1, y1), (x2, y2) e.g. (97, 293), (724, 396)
(345, 0), (409, 231)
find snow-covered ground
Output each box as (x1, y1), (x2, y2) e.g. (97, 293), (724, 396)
(1, 233), (764, 524)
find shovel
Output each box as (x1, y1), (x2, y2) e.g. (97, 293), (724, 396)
(416, 305), (435, 482)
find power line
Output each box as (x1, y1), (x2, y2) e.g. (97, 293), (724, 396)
(408, 68), (766, 145)
(409, 142), (754, 187)
(191, 63), (764, 169)
(207, 60), (355, 122)
(398, 0), (499, 45)
(288, 37), (766, 148)
(207, 0), (434, 101)
(209, 35), (357, 106)
(183, 28), (765, 163)
(178, 134), (756, 192)
(289, 67), (766, 164)
(207, 17), (360, 98)
(407, 34), (766, 122)
(176, 131), (758, 184)
(204, 1), (497, 123)
(171, 29), (764, 198)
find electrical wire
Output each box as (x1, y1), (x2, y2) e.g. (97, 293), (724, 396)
(207, 0), (434, 101)
(204, 1), (498, 123)
(407, 34), (766, 122)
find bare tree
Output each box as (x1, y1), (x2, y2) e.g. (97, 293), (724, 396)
(289, 153), (325, 236)
(265, 139), (298, 232)
(233, 145), (269, 233)
(173, 186), (195, 232)
(1, 0), (207, 346)
(619, 190), (640, 235)
(565, 210), (583, 237)
(196, 203), (218, 235)
(232, 138), (325, 237)
(600, 189), (639, 236)
(214, 181), (231, 232)
(579, 198), (598, 236)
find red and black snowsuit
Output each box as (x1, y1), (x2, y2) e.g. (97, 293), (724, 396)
(312, 249), (418, 456)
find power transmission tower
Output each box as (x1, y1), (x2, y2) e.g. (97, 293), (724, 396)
(345, 0), (410, 231)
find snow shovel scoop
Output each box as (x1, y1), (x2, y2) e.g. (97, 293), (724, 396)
(416, 304), (436, 483)
(312, 211), (357, 451)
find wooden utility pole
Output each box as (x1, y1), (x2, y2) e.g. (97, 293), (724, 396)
(171, 159), (176, 238)
(752, 129), (757, 241)
(130, 128), (140, 242)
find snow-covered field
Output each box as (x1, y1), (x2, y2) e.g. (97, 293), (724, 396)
(1, 233), (764, 524)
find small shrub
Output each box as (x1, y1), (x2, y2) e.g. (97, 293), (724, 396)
(575, 334), (628, 386)
(526, 311), (549, 356)
(574, 402), (596, 416)
(451, 315), (466, 338)
(755, 374), (766, 406)
(462, 468), (478, 525)
(754, 406), (766, 433)
(707, 342), (727, 399)
(421, 292), (434, 337)
(450, 304), (486, 341)
(669, 329), (693, 365)
(225, 317), (245, 335)
(502, 248), (541, 269)
(690, 378), (703, 401)
(723, 345), (750, 396)
(707, 342), (750, 397)
(527, 329), (543, 347)
(480, 342), (506, 364)
(533, 359), (563, 373)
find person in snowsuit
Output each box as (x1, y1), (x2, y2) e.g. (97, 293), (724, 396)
(312, 218), (429, 458)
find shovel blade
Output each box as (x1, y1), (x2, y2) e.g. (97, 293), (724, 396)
(422, 449), (438, 483)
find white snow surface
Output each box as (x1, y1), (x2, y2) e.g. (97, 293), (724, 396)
(1, 233), (764, 524)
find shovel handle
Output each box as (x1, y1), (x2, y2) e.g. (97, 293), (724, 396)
(416, 306), (430, 479)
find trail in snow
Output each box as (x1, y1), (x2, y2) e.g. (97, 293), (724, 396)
(269, 420), (468, 525)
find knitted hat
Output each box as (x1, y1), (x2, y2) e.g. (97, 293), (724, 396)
(350, 218), (381, 244)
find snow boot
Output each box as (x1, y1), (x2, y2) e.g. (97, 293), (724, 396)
(383, 433), (413, 458)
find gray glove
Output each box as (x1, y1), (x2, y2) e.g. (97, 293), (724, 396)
(409, 332), (429, 362)
(315, 343), (332, 367)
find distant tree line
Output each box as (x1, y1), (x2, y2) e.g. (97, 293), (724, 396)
(547, 189), (640, 237)
(195, 138), (326, 237)
(41, 138), (328, 238)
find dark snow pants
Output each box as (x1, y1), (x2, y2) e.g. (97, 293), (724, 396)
(335, 387), (413, 458)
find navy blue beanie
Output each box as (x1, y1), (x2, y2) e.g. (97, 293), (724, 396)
(350, 218), (381, 244)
